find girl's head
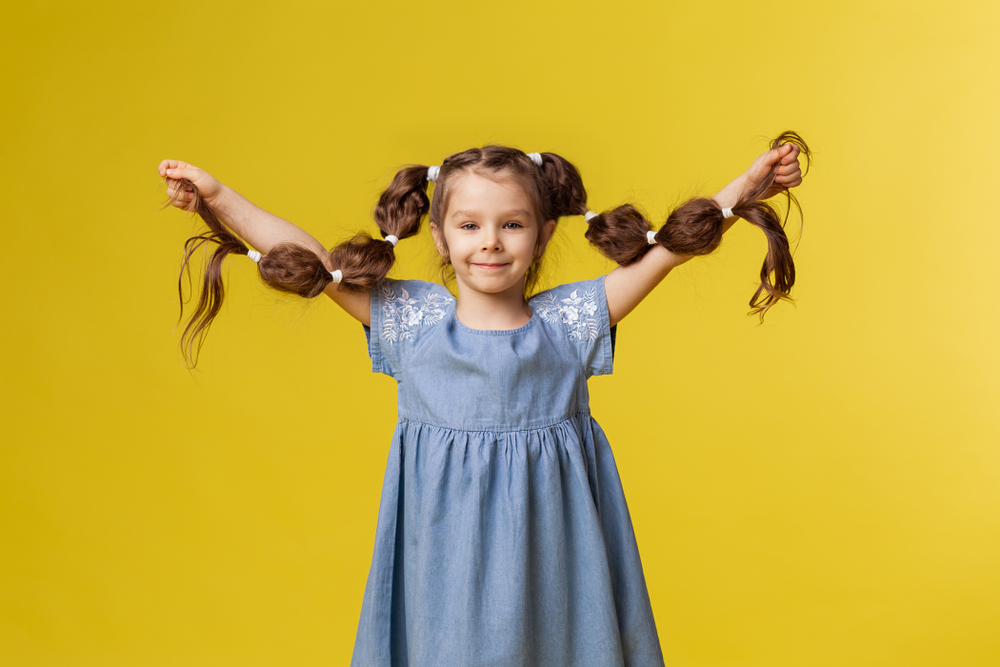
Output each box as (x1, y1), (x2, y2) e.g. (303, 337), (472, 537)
(427, 146), (586, 295)
(430, 169), (555, 302)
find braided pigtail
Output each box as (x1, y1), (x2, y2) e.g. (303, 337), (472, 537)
(533, 152), (588, 220)
(586, 131), (811, 318)
(172, 185), (331, 367)
(328, 165), (430, 290)
(655, 131), (810, 318)
(584, 205), (658, 266)
(172, 165), (431, 367)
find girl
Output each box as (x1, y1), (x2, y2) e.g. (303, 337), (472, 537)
(159, 137), (806, 666)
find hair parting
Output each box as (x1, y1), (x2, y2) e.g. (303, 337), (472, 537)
(585, 131), (812, 319)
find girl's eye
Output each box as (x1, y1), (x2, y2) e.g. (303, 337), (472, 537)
(460, 223), (478, 231)
(504, 222), (523, 229)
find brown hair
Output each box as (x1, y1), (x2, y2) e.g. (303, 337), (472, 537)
(584, 131), (811, 319)
(171, 136), (807, 366)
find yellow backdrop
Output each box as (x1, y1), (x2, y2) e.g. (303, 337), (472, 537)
(2, 1), (998, 665)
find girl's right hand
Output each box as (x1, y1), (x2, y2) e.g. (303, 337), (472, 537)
(158, 160), (225, 211)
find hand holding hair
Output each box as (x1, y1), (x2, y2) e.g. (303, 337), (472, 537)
(744, 141), (806, 201)
(159, 160), (227, 211)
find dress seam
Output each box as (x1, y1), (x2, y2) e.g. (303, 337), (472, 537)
(395, 413), (593, 434)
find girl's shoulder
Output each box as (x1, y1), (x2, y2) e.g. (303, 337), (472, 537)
(529, 275), (614, 378)
(366, 279), (455, 378)
(371, 278), (455, 342)
(529, 275), (608, 336)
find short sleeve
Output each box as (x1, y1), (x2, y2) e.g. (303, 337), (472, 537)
(363, 279), (456, 379)
(529, 275), (616, 379)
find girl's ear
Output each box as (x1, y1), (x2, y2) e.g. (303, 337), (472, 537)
(430, 222), (449, 259)
(536, 219), (557, 256)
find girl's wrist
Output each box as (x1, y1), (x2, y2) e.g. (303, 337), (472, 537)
(211, 184), (235, 214)
(712, 172), (746, 210)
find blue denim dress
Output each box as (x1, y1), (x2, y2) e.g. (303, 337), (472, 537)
(354, 276), (664, 667)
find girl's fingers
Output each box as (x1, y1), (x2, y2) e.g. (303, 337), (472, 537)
(158, 159), (190, 176)
(775, 166), (801, 180)
(780, 144), (801, 164)
(775, 170), (802, 186)
(776, 162), (801, 177)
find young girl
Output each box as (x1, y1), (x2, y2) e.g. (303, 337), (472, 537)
(159, 137), (806, 667)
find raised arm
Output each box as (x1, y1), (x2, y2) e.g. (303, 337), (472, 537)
(604, 141), (805, 326)
(159, 160), (371, 325)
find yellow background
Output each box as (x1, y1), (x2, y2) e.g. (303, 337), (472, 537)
(3, 0), (998, 665)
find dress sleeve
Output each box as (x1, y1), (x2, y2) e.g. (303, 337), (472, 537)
(529, 275), (616, 379)
(363, 279), (456, 379)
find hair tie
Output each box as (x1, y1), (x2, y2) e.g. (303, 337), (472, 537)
(647, 230), (657, 245)
(385, 235), (399, 247)
(527, 152), (543, 167)
(584, 210), (599, 222)
(721, 207), (734, 219)
(427, 166), (440, 183)
(330, 269), (343, 284)
(247, 249), (262, 263)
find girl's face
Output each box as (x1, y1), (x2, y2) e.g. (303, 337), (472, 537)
(431, 171), (555, 302)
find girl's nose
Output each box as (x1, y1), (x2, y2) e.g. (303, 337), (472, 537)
(482, 228), (501, 251)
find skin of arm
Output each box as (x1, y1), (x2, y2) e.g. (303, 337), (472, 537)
(604, 143), (803, 326)
(206, 185), (371, 324)
(212, 186), (371, 325)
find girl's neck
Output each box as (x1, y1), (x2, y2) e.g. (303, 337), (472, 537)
(454, 285), (533, 331)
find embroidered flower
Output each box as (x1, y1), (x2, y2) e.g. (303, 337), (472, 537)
(531, 287), (601, 342)
(381, 285), (453, 344)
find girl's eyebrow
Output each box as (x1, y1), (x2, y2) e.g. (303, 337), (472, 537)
(450, 208), (532, 220)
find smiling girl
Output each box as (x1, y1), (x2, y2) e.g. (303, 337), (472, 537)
(160, 138), (807, 666)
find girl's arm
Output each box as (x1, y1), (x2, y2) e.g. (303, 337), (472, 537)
(159, 160), (371, 325)
(604, 143), (803, 326)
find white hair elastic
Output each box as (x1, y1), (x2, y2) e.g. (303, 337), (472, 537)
(330, 269), (343, 284)
(584, 210), (599, 222)
(427, 166), (440, 183)
(647, 230), (657, 245)
(722, 207), (734, 219)
(247, 249), (262, 263)
(527, 152), (543, 167)
(385, 235), (399, 247)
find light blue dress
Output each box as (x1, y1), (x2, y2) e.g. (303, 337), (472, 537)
(353, 276), (664, 667)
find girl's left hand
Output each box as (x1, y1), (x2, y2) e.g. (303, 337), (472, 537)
(746, 143), (803, 199)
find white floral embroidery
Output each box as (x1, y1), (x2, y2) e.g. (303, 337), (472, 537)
(380, 285), (454, 344)
(531, 287), (601, 342)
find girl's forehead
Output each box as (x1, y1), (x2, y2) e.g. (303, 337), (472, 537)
(443, 171), (537, 218)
